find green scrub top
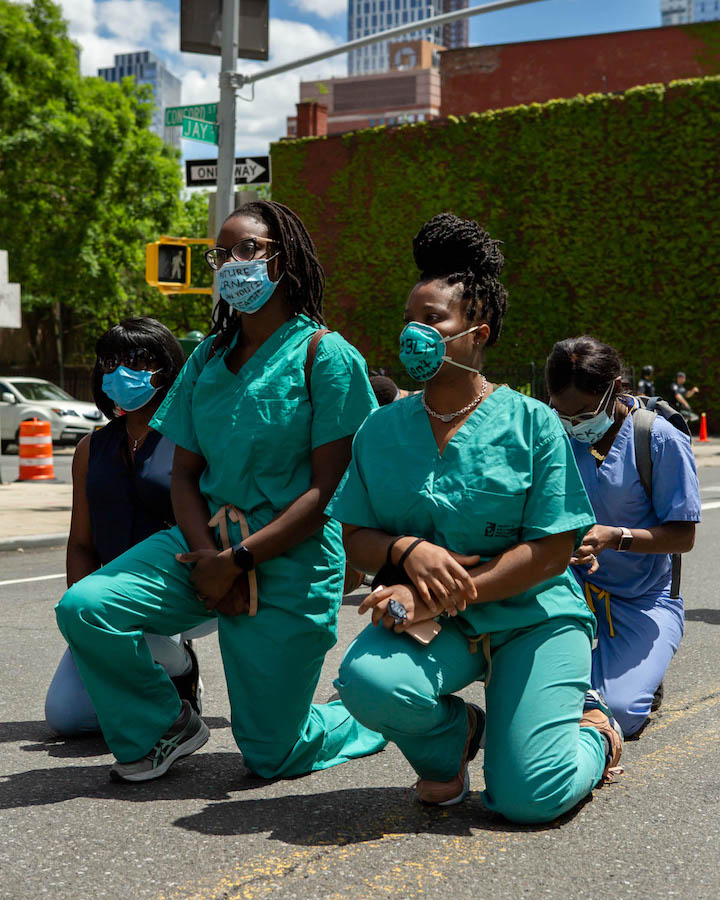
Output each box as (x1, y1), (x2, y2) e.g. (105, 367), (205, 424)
(326, 386), (597, 636)
(150, 314), (377, 628)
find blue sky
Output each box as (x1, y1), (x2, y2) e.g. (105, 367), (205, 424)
(61, 0), (664, 159)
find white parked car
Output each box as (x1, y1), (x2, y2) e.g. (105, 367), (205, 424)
(0, 376), (107, 452)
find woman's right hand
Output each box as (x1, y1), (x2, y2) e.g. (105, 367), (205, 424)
(358, 583), (420, 630)
(398, 541), (480, 615)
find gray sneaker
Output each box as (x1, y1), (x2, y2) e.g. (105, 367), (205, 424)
(110, 700), (209, 783)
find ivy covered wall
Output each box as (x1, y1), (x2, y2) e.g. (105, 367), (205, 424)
(272, 77), (720, 424)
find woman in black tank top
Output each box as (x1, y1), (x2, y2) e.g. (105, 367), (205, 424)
(45, 318), (216, 735)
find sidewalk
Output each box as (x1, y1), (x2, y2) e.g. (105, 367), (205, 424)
(1, 439), (719, 550)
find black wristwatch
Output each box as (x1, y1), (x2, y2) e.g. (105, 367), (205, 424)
(231, 542), (255, 571)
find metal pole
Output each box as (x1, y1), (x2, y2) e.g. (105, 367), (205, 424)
(231, 0), (548, 88)
(214, 0), (241, 283)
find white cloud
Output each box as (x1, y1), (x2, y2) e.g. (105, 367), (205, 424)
(54, 1), (347, 162)
(290, 0), (347, 19)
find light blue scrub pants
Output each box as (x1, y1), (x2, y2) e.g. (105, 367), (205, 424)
(335, 615), (607, 825)
(45, 622), (217, 736)
(583, 580), (684, 736)
(55, 527), (386, 776)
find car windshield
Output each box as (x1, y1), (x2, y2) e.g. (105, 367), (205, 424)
(11, 381), (75, 402)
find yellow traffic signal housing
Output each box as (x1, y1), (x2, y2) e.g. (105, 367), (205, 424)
(146, 240), (191, 292)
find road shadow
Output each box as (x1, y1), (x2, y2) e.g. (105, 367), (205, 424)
(173, 784), (593, 845)
(0, 716), (230, 759)
(0, 751), (248, 809)
(0, 747), (592, 840)
(684, 608), (720, 625)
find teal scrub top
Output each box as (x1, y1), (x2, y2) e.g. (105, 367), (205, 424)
(150, 314), (377, 626)
(326, 386), (597, 636)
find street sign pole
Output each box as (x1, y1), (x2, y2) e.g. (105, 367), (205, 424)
(214, 0), (241, 311)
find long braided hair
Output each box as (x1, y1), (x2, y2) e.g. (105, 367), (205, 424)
(209, 200), (326, 349)
(412, 213), (508, 346)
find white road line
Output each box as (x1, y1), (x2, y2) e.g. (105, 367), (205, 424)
(701, 501), (720, 511)
(0, 573), (65, 587)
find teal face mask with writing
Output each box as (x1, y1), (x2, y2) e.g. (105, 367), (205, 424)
(216, 254), (283, 314)
(399, 321), (480, 382)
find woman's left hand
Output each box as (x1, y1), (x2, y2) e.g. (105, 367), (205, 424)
(570, 525), (622, 574)
(175, 548), (237, 605)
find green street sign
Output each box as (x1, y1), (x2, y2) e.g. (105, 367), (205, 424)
(182, 116), (219, 145)
(165, 103), (217, 127)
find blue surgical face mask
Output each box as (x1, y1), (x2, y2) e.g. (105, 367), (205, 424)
(216, 254), (283, 314)
(102, 366), (160, 413)
(556, 384), (615, 444)
(399, 321), (481, 382)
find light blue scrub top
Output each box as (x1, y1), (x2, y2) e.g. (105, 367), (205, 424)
(570, 400), (702, 600)
(151, 314), (377, 626)
(326, 386), (597, 636)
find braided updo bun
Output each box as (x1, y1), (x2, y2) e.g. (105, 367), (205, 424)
(412, 213), (508, 346)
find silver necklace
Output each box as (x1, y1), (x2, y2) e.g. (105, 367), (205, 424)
(422, 376), (487, 423)
(126, 425), (151, 452)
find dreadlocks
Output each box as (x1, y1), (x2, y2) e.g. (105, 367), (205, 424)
(209, 200), (326, 348)
(412, 213), (508, 347)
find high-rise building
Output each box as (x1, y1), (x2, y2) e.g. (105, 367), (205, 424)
(693, 0), (720, 21)
(98, 51), (182, 149)
(442, 0), (469, 49)
(660, 0), (693, 23)
(347, 1), (445, 76)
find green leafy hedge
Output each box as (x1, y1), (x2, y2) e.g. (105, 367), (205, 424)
(272, 76), (720, 428)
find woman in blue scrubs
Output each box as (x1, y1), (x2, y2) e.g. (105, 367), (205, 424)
(546, 336), (701, 736)
(326, 213), (623, 824)
(56, 201), (385, 782)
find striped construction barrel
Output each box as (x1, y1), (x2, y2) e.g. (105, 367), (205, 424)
(18, 418), (55, 481)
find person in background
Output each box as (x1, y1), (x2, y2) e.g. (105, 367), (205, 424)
(327, 213), (622, 825)
(671, 372), (700, 425)
(637, 365), (655, 398)
(45, 318), (215, 735)
(546, 337), (701, 737)
(55, 200), (386, 783)
(369, 375), (400, 406)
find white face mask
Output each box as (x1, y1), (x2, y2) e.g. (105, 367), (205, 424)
(555, 383), (615, 444)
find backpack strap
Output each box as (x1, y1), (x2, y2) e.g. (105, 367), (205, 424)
(304, 329), (331, 404)
(633, 407), (656, 503)
(632, 405), (682, 599)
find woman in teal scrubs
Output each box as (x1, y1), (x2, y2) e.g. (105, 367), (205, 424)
(327, 213), (623, 824)
(56, 201), (385, 782)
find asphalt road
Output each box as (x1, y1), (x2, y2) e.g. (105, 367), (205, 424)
(2, 468), (720, 899)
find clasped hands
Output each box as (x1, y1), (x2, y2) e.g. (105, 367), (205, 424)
(175, 548), (249, 616)
(359, 540), (481, 632)
(570, 524), (623, 575)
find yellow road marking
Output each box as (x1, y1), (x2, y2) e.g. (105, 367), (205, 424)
(160, 688), (720, 899)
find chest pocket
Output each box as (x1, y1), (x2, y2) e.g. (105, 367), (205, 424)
(439, 487), (526, 556)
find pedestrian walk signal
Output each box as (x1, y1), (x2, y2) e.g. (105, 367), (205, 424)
(146, 240), (191, 292)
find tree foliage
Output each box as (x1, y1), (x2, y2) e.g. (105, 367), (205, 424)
(0, 0), (189, 362)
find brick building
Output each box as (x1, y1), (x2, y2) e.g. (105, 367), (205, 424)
(288, 38), (442, 138)
(440, 22), (720, 118)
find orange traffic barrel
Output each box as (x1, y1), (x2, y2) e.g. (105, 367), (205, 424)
(18, 418), (55, 481)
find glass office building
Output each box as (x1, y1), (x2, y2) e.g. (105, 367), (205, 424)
(98, 51), (182, 149)
(348, 1), (444, 75)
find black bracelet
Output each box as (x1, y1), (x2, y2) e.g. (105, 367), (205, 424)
(385, 534), (409, 567)
(398, 538), (427, 571)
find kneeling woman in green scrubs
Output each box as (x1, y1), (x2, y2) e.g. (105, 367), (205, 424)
(56, 200), (385, 782)
(327, 213), (623, 824)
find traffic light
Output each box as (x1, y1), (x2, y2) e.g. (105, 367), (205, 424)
(146, 240), (191, 291)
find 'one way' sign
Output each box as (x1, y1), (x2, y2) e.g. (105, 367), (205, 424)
(185, 156), (271, 187)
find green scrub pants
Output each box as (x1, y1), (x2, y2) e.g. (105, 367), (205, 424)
(334, 615), (607, 824)
(55, 527), (386, 776)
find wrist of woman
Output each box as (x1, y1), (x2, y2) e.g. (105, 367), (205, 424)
(389, 535), (416, 567)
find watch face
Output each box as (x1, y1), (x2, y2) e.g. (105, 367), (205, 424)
(233, 544), (254, 570)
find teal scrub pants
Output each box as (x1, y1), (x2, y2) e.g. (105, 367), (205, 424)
(55, 526), (386, 776)
(334, 615), (607, 824)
